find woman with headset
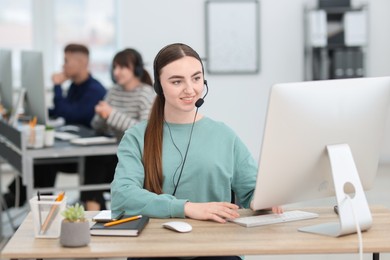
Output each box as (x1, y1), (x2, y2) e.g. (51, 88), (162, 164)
(81, 48), (155, 211)
(111, 42), (281, 234)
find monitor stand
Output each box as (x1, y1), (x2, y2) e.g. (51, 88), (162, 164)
(298, 144), (372, 237)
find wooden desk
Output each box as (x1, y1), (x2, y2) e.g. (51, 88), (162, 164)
(1, 206), (390, 259)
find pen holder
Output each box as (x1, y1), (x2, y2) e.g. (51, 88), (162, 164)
(29, 195), (67, 238)
(21, 124), (45, 149)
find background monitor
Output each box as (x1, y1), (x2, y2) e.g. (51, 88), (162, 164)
(21, 50), (48, 125)
(0, 49), (14, 113)
(252, 76), (390, 211)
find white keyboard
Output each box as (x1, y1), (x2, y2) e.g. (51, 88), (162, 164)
(231, 210), (319, 227)
(70, 136), (117, 146)
(54, 132), (80, 140)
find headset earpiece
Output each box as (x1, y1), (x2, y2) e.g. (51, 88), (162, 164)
(133, 49), (144, 78)
(110, 63), (116, 84)
(154, 80), (163, 96)
(154, 81), (163, 96)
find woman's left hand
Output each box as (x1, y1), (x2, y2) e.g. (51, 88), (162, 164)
(250, 200), (283, 214)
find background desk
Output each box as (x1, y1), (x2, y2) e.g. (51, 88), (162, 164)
(0, 120), (117, 200)
(23, 140), (117, 199)
(1, 207), (390, 259)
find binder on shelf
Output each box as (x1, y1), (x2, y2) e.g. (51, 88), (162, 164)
(344, 11), (367, 47)
(313, 49), (329, 80)
(345, 49), (354, 78)
(332, 49), (345, 79)
(307, 10), (327, 47)
(354, 50), (364, 77)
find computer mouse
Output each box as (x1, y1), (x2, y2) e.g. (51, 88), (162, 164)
(162, 221), (192, 233)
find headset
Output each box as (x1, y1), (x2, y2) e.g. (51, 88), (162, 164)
(111, 48), (144, 84)
(153, 43), (207, 105)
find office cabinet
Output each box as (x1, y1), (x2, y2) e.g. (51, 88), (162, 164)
(304, 5), (368, 80)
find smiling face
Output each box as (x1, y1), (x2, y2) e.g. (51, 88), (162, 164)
(159, 56), (204, 123)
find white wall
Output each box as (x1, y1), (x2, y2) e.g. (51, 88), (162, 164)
(364, 0), (390, 162)
(118, 0), (390, 162)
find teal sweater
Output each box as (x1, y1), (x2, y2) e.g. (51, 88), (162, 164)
(111, 117), (257, 218)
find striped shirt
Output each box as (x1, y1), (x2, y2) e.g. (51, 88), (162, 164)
(91, 83), (155, 140)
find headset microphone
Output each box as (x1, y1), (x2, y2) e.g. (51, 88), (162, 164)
(195, 80), (209, 108)
(171, 79), (209, 196)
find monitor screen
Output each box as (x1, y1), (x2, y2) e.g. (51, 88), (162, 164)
(0, 49), (13, 112)
(252, 77), (390, 211)
(21, 50), (48, 125)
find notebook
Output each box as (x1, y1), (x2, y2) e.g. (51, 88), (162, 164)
(90, 215), (149, 236)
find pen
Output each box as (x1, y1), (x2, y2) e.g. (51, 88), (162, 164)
(37, 191), (42, 232)
(54, 191), (65, 202)
(40, 191), (65, 234)
(104, 215), (142, 227)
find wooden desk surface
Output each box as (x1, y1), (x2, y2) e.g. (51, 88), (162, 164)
(1, 206), (390, 259)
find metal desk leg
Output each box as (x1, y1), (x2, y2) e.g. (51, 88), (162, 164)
(24, 157), (34, 202)
(0, 160), (3, 242)
(78, 157), (85, 185)
(373, 252), (379, 260)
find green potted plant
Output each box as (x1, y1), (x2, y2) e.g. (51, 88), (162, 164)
(60, 203), (90, 247)
(44, 125), (55, 147)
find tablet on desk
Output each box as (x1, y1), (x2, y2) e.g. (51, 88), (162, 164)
(70, 136), (117, 146)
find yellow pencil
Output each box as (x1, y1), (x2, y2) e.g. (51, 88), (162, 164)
(104, 215), (142, 227)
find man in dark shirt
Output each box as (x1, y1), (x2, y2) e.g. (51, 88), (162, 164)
(49, 44), (106, 127)
(3, 44), (106, 208)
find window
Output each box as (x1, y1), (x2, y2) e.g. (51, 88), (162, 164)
(53, 0), (117, 86)
(0, 0), (117, 87)
(0, 0), (32, 86)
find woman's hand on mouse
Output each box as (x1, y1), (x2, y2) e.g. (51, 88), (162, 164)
(184, 202), (240, 223)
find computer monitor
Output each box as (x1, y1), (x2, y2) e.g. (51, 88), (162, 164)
(0, 49), (14, 113)
(252, 77), (390, 236)
(21, 50), (48, 125)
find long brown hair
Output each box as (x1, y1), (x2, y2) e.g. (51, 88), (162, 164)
(143, 43), (203, 194)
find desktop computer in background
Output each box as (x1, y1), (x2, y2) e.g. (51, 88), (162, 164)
(0, 49), (14, 115)
(20, 50), (48, 125)
(251, 77), (390, 237)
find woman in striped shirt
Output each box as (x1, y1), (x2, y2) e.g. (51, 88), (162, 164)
(81, 48), (155, 210)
